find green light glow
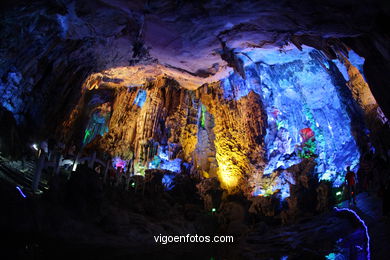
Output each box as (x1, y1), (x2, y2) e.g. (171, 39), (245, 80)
(276, 120), (285, 130)
(200, 104), (206, 129)
(83, 129), (91, 144)
(134, 162), (146, 176)
(211, 208), (216, 212)
(325, 253), (336, 260)
(150, 155), (161, 168)
(301, 103), (326, 158)
(298, 137), (317, 158)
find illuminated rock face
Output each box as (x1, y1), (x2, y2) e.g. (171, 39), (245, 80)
(62, 45), (387, 197)
(63, 74), (268, 193)
(200, 84), (267, 193)
(0, 0), (389, 209)
(63, 77), (199, 176)
(0, 71), (25, 124)
(82, 103), (111, 145)
(193, 103), (218, 178)
(221, 47), (362, 191)
(1, 0), (390, 145)
(261, 57), (361, 184)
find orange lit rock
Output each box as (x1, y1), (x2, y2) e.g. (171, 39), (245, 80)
(342, 54), (377, 113)
(62, 76), (201, 174)
(62, 72), (268, 195)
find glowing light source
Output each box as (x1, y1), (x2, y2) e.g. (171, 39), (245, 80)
(148, 145), (182, 173)
(134, 161), (146, 176)
(162, 174), (175, 191)
(31, 144), (38, 151)
(160, 158), (182, 173)
(325, 252), (341, 260)
(112, 157), (127, 171)
(334, 207), (370, 260)
(83, 129), (91, 144)
(211, 208), (216, 212)
(216, 160), (241, 190)
(149, 155), (161, 169)
(72, 161), (78, 172)
(16, 186), (26, 198)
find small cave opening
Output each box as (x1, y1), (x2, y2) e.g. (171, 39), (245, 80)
(65, 87), (115, 147)
(1, 1), (390, 259)
(81, 90), (114, 146)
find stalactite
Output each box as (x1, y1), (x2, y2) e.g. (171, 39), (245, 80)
(60, 44), (386, 199)
(199, 82), (267, 194)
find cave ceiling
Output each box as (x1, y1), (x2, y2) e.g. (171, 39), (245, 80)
(1, 0), (389, 131)
(9, 0), (385, 89)
(120, 0), (385, 81)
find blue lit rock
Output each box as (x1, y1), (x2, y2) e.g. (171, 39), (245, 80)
(149, 145), (182, 173)
(82, 103), (111, 145)
(222, 46), (361, 191)
(133, 89), (147, 108)
(0, 71), (28, 124)
(162, 174), (175, 190)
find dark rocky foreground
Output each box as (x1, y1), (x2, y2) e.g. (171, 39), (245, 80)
(2, 165), (385, 260)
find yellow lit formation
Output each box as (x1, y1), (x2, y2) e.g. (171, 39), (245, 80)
(216, 159), (241, 190)
(214, 130), (250, 192)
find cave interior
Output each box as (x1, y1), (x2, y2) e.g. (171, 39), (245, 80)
(0, 0), (390, 259)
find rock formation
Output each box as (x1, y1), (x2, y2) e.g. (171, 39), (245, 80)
(1, 0), (389, 209)
(1, 1), (390, 259)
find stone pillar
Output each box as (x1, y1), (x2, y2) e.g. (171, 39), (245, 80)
(129, 159), (134, 176)
(32, 150), (46, 193)
(88, 151), (96, 169)
(125, 161), (131, 190)
(103, 159), (110, 183)
(72, 152), (80, 172)
(115, 167), (121, 186)
(54, 155), (63, 175)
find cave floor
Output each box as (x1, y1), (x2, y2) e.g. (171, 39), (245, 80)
(242, 192), (390, 260)
(1, 157), (389, 259)
(0, 156), (49, 195)
(337, 192), (390, 260)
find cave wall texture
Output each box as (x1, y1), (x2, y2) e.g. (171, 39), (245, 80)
(61, 44), (388, 196)
(1, 0), (390, 196)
